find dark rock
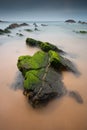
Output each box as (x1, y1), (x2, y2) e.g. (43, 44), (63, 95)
(16, 33), (24, 36)
(6, 23), (28, 29)
(24, 29), (32, 32)
(0, 20), (3, 22)
(74, 30), (87, 34)
(65, 19), (76, 23)
(69, 91), (83, 103)
(41, 24), (48, 26)
(0, 29), (11, 35)
(20, 23), (29, 26)
(78, 21), (87, 24)
(33, 22), (38, 27)
(6, 23), (19, 29)
(34, 27), (39, 31)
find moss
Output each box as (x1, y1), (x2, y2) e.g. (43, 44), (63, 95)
(26, 38), (63, 53)
(24, 69), (45, 90)
(17, 51), (49, 76)
(24, 71), (41, 90)
(48, 50), (63, 70)
(28, 51), (49, 69)
(26, 38), (42, 46)
(24, 29), (33, 32)
(74, 30), (87, 34)
(79, 31), (87, 34)
(0, 29), (11, 35)
(49, 50), (60, 61)
(17, 55), (31, 76)
(40, 42), (58, 52)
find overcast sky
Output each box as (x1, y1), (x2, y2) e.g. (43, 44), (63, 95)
(0, 0), (87, 21)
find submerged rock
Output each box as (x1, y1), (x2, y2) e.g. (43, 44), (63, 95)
(20, 23), (29, 26)
(34, 27), (39, 31)
(24, 29), (33, 32)
(78, 21), (87, 24)
(6, 23), (28, 29)
(69, 91), (83, 103)
(74, 30), (87, 34)
(0, 29), (11, 35)
(79, 31), (87, 34)
(33, 22), (38, 27)
(16, 33), (24, 36)
(26, 38), (64, 53)
(41, 24), (48, 26)
(65, 19), (76, 23)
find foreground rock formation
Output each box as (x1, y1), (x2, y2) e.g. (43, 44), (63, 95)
(17, 38), (83, 107)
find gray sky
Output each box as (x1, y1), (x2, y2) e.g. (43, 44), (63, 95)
(0, 0), (87, 21)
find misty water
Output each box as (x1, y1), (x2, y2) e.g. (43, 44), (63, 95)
(0, 21), (87, 130)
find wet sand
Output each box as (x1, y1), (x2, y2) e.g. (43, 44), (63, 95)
(0, 28), (87, 130)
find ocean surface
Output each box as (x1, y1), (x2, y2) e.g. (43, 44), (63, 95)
(0, 21), (87, 130)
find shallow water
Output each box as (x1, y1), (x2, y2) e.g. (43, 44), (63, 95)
(0, 21), (87, 130)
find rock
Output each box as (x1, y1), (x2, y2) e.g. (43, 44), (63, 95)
(74, 30), (87, 34)
(65, 19), (76, 23)
(0, 20), (3, 22)
(78, 21), (87, 24)
(6, 23), (19, 29)
(17, 51), (67, 107)
(0, 29), (11, 35)
(79, 31), (87, 34)
(17, 49), (79, 107)
(26, 38), (64, 53)
(41, 24), (48, 26)
(69, 91), (83, 103)
(17, 38), (82, 107)
(33, 22), (38, 27)
(20, 23), (29, 26)
(34, 27), (39, 31)
(0, 20), (5, 23)
(6, 23), (28, 29)
(24, 29), (33, 32)
(16, 33), (24, 36)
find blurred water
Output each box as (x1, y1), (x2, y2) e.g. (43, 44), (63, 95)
(0, 21), (87, 130)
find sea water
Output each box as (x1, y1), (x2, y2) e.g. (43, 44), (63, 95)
(0, 21), (87, 130)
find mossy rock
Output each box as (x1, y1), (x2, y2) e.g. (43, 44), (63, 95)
(17, 51), (49, 76)
(26, 38), (63, 53)
(0, 29), (11, 35)
(24, 29), (33, 32)
(79, 31), (87, 34)
(74, 30), (87, 34)
(17, 55), (31, 76)
(26, 38), (42, 47)
(17, 49), (79, 107)
(40, 42), (58, 52)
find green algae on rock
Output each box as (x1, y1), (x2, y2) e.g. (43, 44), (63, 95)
(73, 30), (87, 34)
(17, 51), (66, 107)
(26, 38), (63, 53)
(24, 29), (33, 32)
(17, 47), (81, 107)
(0, 29), (11, 35)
